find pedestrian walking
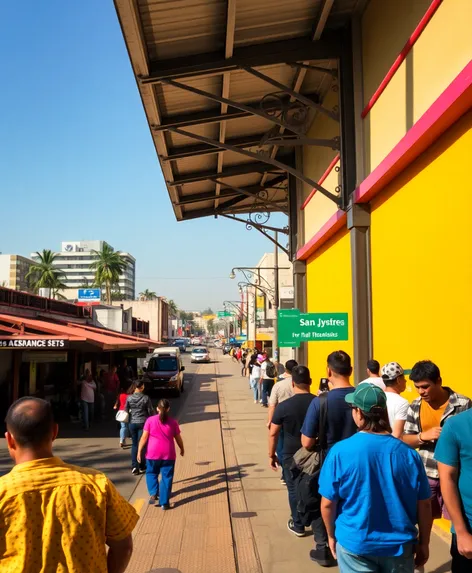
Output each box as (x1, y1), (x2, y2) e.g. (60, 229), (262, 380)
(366, 359), (380, 377)
(435, 409), (472, 572)
(1, 397), (138, 572)
(137, 399), (184, 510)
(241, 348), (248, 376)
(80, 370), (96, 431)
(114, 382), (134, 447)
(269, 365), (314, 536)
(403, 360), (471, 519)
(260, 355), (277, 407)
(381, 362), (409, 438)
(125, 380), (155, 475)
(105, 365), (121, 416)
(250, 355), (262, 402)
(301, 350), (357, 566)
(319, 384), (433, 573)
(267, 359), (298, 485)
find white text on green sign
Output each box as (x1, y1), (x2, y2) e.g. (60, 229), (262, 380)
(278, 310), (348, 347)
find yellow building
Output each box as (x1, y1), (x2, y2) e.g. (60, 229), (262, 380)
(0, 254), (36, 293)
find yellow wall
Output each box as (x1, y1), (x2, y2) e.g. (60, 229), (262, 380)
(302, 89), (340, 242)
(371, 110), (472, 401)
(306, 229), (353, 382)
(362, 0), (472, 173)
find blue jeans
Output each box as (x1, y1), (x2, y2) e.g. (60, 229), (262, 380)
(261, 379), (274, 406)
(129, 423), (146, 470)
(120, 422), (129, 443)
(250, 377), (259, 400)
(276, 428), (285, 478)
(146, 459), (175, 505)
(336, 543), (414, 573)
(81, 400), (94, 430)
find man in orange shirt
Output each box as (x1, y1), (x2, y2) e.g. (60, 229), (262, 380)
(0, 397), (139, 573)
(403, 361), (471, 519)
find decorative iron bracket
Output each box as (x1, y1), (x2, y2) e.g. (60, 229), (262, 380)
(287, 62), (338, 78)
(219, 214), (290, 256)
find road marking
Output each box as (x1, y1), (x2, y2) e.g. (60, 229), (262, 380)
(133, 498), (145, 516)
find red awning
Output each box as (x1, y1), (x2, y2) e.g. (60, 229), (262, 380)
(0, 314), (152, 351)
(66, 323), (162, 348)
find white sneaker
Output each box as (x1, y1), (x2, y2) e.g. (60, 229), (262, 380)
(259, 399), (263, 403)
(254, 400), (257, 404)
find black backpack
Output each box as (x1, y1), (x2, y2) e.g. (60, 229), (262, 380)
(265, 361), (277, 378)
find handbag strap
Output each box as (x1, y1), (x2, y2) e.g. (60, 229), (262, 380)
(317, 392), (329, 451)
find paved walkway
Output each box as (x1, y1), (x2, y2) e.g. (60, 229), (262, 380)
(126, 352), (453, 573)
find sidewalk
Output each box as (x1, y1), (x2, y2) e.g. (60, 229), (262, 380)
(216, 354), (453, 573)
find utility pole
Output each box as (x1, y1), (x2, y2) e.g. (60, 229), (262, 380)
(273, 231), (279, 362)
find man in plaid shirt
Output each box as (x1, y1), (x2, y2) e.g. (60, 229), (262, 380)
(404, 360), (471, 519)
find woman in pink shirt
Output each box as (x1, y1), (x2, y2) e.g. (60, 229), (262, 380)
(137, 399), (184, 509)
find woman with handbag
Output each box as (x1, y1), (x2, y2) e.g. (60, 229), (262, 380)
(114, 383), (134, 448)
(125, 380), (155, 475)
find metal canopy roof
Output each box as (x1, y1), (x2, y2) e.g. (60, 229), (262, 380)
(114, 0), (365, 223)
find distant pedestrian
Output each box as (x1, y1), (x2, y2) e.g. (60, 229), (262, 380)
(106, 365), (120, 415)
(1, 397), (138, 572)
(125, 380), (155, 475)
(403, 360), (471, 519)
(118, 359), (134, 387)
(381, 362), (409, 438)
(269, 365), (314, 536)
(267, 359), (298, 484)
(80, 370), (96, 431)
(435, 409), (472, 572)
(114, 382), (134, 447)
(301, 351), (357, 566)
(236, 347), (242, 363)
(250, 355), (262, 403)
(137, 399), (184, 510)
(260, 355), (277, 408)
(319, 384), (432, 573)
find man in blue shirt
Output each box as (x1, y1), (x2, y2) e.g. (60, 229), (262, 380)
(300, 350), (357, 566)
(435, 409), (472, 572)
(319, 384), (432, 573)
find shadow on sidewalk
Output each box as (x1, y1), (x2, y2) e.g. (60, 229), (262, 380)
(176, 463), (255, 485)
(429, 562), (452, 573)
(173, 486), (229, 508)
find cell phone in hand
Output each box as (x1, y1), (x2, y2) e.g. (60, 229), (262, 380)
(319, 378), (330, 393)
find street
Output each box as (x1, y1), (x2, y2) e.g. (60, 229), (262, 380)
(0, 350), (203, 501)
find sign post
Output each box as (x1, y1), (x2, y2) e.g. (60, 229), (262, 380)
(217, 310), (232, 318)
(278, 309), (348, 347)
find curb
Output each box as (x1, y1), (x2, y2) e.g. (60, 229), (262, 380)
(215, 357), (263, 573)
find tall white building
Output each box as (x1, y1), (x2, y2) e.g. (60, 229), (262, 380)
(31, 241), (136, 301)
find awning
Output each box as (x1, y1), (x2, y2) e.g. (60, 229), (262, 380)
(113, 0), (366, 223)
(0, 314), (154, 351)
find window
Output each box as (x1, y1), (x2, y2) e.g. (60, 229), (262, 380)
(147, 357), (178, 371)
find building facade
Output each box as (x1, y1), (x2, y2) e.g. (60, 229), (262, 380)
(111, 298), (169, 342)
(0, 254), (36, 293)
(32, 241), (136, 300)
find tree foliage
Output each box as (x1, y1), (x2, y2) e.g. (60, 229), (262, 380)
(90, 244), (127, 305)
(26, 250), (67, 299)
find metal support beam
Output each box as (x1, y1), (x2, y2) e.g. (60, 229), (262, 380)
(169, 161), (279, 186)
(167, 127), (340, 205)
(338, 26), (357, 210)
(288, 174), (298, 260)
(213, 177), (288, 215)
(164, 134), (265, 161)
(141, 33), (343, 83)
(219, 213), (289, 235)
(348, 203), (372, 385)
(242, 66), (339, 122)
(313, 0), (335, 40)
(292, 260), (307, 365)
(162, 79), (309, 137)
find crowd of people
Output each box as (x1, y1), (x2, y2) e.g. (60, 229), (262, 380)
(243, 350), (472, 573)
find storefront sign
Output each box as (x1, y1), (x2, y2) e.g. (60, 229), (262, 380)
(78, 288), (101, 303)
(0, 338), (69, 349)
(23, 352), (68, 363)
(217, 311), (232, 318)
(278, 309), (348, 347)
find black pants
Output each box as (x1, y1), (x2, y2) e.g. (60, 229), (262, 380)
(261, 379), (274, 406)
(451, 534), (472, 573)
(282, 457), (328, 549)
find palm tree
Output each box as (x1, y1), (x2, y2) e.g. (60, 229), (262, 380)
(89, 244), (127, 305)
(168, 299), (178, 317)
(139, 289), (157, 301)
(26, 250), (67, 299)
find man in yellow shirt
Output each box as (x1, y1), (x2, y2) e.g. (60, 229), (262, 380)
(1, 397), (139, 573)
(403, 361), (471, 520)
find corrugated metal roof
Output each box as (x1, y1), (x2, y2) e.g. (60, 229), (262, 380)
(114, 0), (366, 223)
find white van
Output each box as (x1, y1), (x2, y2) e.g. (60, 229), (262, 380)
(143, 346), (180, 368)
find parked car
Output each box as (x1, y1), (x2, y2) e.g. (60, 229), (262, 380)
(172, 339), (187, 352)
(222, 342), (241, 355)
(191, 346), (210, 363)
(143, 352), (185, 396)
(191, 337), (201, 345)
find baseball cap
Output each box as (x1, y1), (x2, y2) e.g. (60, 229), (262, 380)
(345, 383), (387, 412)
(381, 362), (404, 381)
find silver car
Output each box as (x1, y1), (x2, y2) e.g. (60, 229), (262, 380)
(190, 346), (210, 363)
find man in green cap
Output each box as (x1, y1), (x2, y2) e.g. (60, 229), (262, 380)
(318, 383), (433, 573)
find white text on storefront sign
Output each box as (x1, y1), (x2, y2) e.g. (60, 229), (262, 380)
(0, 339), (69, 349)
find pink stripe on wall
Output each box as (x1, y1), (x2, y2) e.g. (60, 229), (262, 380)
(361, 0), (443, 118)
(301, 154), (340, 210)
(296, 210), (347, 261)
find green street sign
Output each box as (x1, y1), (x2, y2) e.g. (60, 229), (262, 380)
(278, 309), (348, 348)
(217, 311), (232, 318)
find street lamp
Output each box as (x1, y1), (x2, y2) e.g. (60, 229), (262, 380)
(229, 270), (236, 280)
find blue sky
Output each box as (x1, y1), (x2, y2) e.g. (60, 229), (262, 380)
(0, 0), (287, 311)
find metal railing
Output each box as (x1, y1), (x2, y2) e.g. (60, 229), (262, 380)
(0, 286), (91, 319)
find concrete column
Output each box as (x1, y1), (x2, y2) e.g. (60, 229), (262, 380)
(293, 259), (307, 366)
(348, 203), (373, 384)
